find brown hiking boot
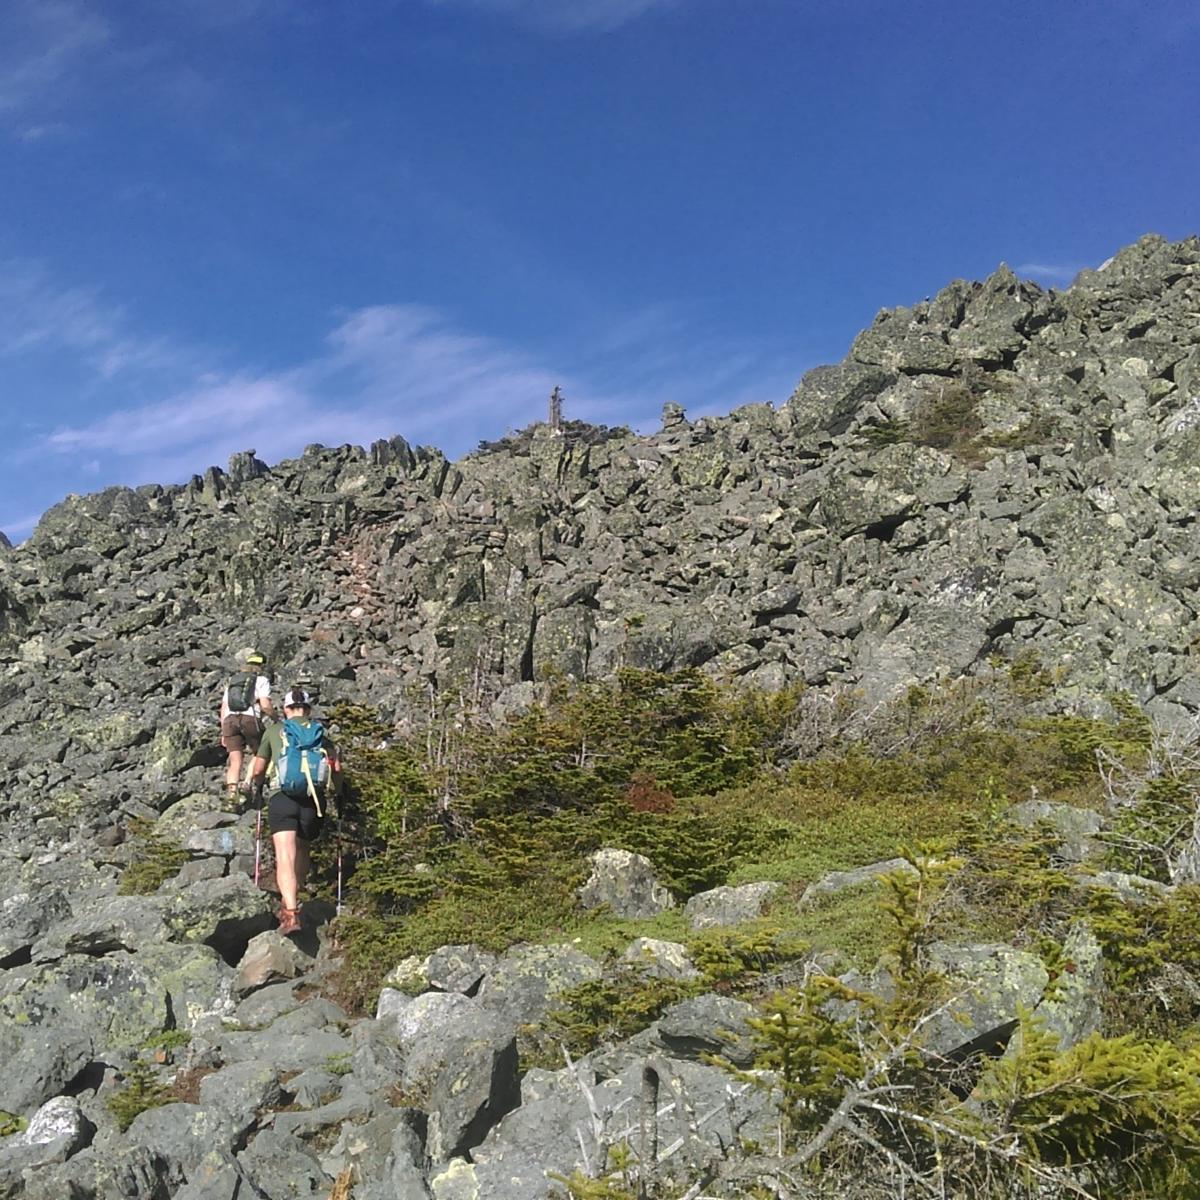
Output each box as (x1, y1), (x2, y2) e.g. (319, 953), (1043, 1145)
(277, 906), (302, 936)
(220, 784), (241, 814)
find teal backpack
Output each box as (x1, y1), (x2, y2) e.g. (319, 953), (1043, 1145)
(277, 719), (330, 808)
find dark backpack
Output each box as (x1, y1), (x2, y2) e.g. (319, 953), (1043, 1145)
(277, 719), (330, 801)
(227, 673), (257, 712)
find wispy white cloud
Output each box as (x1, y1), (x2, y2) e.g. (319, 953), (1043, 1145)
(2, 262), (797, 541)
(30, 302), (571, 477)
(0, 0), (110, 126)
(0, 511), (43, 540)
(426, 0), (680, 34)
(0, 262), (198, 379)
(1016, 262), (1083, 287)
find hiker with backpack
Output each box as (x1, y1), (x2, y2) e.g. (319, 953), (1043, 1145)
(247, 687), (341, 935)
(219, 652), (274, 807)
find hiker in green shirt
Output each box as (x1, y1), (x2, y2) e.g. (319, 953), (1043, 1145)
(249, 688), (341, 936)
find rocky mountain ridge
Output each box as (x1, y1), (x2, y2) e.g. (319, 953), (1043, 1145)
(1, 232), (1199, 1198)
(3, 235), (1200, 829)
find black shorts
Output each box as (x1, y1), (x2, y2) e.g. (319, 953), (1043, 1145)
(267, 792), (324, 842)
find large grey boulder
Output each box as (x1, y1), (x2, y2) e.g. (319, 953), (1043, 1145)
(684, 882), (781, 929)
(136, 940), (236, 1031)
(197, 1060), (282, 1142)
(435, 1055), (775, 1200)
(0, 1025), (95, 1116)
(478, 943), (603, 1028)
(578, 848), (676, 919)
(0, 880), (71, 964)
(619, 938), (700, 981)
(35, 894), (168, 960)
(387, 991), (479, 1048)
(164, 874), (276, 959)
(653, 994), (759, 1067)
(919, 938), (1100, 1060)
(324, 1109), (430, 1200)
(426, 943), (497, 994)
(398, 1003), (520, 1161)
(1008, 798), (1103, 862)
(237, 1128), (332, 1200)
(801, 857), (915, 904)
(124, 1101), (218, 1183)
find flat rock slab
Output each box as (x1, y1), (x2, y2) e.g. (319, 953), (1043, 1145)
(801, 857), (915, 905)
(684, 882), (781, 929)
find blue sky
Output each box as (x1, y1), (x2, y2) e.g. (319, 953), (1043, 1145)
(1, 0), (1197, 540)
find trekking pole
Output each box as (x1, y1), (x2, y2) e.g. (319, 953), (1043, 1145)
(335, 811), (344, 916)
(253, 806), (263, 888)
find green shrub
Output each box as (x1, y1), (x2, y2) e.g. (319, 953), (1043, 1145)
(981, 1019), (1200, 1197)
(118, 822), (189, 895)
(0, 1111), (26, 1138)
(106, 1059), (175, 1132)
(719, 846), (1200, 1198)
(540, 970), (703, 1058)
(687, 924), (808, 987)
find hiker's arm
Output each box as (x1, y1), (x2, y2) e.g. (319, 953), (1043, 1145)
(247, 749), (268, 808)
(255, 677), (274, 721)
(328, 744), (346, 805)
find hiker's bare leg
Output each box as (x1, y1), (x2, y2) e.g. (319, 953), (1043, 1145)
(273, 830), (300, 912)
(224, 749), (243, 790)
(294, 840), (311, 897)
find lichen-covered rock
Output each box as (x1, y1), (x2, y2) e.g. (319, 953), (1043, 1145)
(684, 882), (781, 929)
(578, 848), (675, 919)
(654, 993), (758, 1066)
(1007, 799), (1103, 862)
(164, 875), (276, 959)
(923, 942), (1049, 1059)
(477, 944), (602, 1028)
(801, 857), (915, 904)
(618, 937), (700, 981)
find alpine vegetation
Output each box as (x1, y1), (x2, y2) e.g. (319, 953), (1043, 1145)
(0, 234), (1199, 1199)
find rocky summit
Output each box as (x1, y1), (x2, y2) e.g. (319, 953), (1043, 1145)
(1, 233), (1199, 1198)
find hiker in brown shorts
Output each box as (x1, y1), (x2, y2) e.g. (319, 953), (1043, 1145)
(219, 652), (274, 807)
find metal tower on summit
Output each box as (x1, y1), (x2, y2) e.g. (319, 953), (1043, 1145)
(548, 386), (564, 434)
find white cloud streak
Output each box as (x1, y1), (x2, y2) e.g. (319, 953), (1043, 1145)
(1, 263), (798, 541)
(0, 0), (110, 126)
(1015, 262), (1083, 287)
(426, 0), (680, 34)
(0, 262), (196, 379)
